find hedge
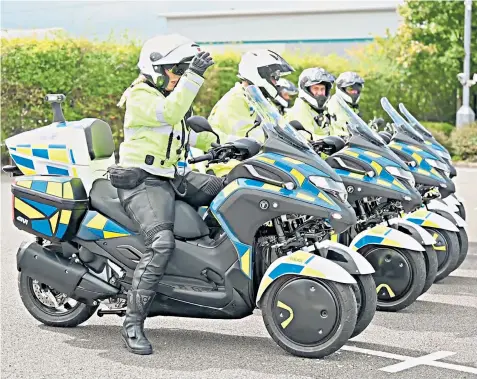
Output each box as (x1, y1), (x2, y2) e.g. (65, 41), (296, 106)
(1, 36), (475, 162)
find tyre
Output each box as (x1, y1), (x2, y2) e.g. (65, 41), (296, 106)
(453, 227), (469, 271)
(18, 272), (98, 327)
(421, 246), (438, 295)
(261, 275), (357, 358)
(424, 228), (460, 282)
(361, 246), (426, 312)
(350, 274), (377, 339)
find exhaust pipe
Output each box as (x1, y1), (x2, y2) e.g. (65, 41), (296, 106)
(17, 241), (119, 305)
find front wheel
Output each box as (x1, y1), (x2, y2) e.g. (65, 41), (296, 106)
(361, 246), (426, 312)
(453, 227), (469, 271)
(18, 272), (98, 327)
(261, 276), (357, 358)
(351, 274), (377, 338)
(421, 246), (438, 295)
(424, 228), (460, 282)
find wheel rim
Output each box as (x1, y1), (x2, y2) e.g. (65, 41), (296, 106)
(364, 247), (413, 301)
(430, 229), (450, 270)
(28, 277), (80, 315)
(272, 278), (341, 346)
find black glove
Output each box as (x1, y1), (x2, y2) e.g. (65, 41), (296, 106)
(189, 51), (214, 77)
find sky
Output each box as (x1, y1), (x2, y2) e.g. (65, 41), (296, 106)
(1, 0), (401, 41)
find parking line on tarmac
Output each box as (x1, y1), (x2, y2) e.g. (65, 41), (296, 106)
(342, 346), (477, 375)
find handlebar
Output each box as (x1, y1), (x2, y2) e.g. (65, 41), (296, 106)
(188, 152), (214, 164)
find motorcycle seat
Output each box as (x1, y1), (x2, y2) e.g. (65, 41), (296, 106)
(89, 179), (210, 239)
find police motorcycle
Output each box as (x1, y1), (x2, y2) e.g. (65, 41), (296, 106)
(379, 98), (468, 279)
(398, 102), (466, 221)
(191, 91), (378, 340)
(301, 97), (439, 312)
(5, 87), (377, 359)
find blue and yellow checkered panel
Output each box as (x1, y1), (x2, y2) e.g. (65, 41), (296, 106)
(15, 176), (84, 200)
(9, 144), (78, 177)
(76, 211), (132, 241)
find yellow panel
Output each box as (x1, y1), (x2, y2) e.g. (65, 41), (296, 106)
(377, 179), (392, 187)
(282, 157), (302, 165)
(48, 148), (69, 163)
(277, 301), (294, 329)
(371, 225), (389, 235)
(376, 284), (396, 298)
(72, 167), (78, 177)
(17, 165), (36, 175)
(412, 209), (428, 218)
(296, 192), (315, 202)
(63, 182), (74, 199)
(408, 145), (422, 152)
(222, 180), (240, 197)
(370, 161), (382, 174)
(381, 238), (402, 248)
(301, 266), (325, 278)
(86, 213), (108, 230)
(286, 251), (310, 264)
(290, 168), (305, 185)
(343, 150), (359, 157)
(262, 183), (281, 192)
(417, 169), (430, 176)
(46, 182), (63, 197)
(32, 144), (48, 149)
(17, 147), (32, 156)
(330, 233), (338, 242)
(17, 180), (32, 189)
(49, 212), (59, 233)
(318, 192), (334, 205)
(60, 210), (72, 225)
(349, 172), (364, 179)
(256, 156), (275, 164)
(240, 249), (251, 277)
(103, 231), (129, 239)
(365, 151), (381, 158)
(393, 180), (406, 190)
(422, 220), (440, 228)
(411, 152), (423, 164)
(14, 198), (44, 219)
(257, 276), (273, 300)
(390, 143), (402, 150)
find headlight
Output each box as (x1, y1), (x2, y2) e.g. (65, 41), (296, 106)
(425, 158), (450, 173)
(309, 176), (348, 202)
(385, 166), (416, 187)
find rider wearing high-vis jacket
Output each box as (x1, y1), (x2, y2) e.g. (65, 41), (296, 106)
(326, 71), (365, 137)
(206, 49), (294, 176)
(286, 67), (335, 139)
(116, 34), (224, 356)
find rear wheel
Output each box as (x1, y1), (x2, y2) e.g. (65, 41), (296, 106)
(453, 227), (469, 271)
(350, 274), (377, 338)
(424, 228), (460, 282)
(421, 246), (438, 295)
(261, 276), (357, 358)
(361, 246), (426, 312)
(18, 272), (98, 327)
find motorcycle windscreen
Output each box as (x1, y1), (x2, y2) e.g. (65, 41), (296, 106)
(381, 98), (426, 144)
(244, 85), (339, 179)
(398, 103), (434, 140)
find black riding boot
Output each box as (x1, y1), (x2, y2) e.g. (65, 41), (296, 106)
(121, 289), (156, 355)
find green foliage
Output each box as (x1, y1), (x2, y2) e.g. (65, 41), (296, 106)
(421, 122), (454, 137)
(450, 123), (477, 162)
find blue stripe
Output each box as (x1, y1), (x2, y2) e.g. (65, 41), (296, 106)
(69, 150), (76, 164)
(104, 219), (131, 235)
(198, 37), (374, 45)
(11, 154), (35, 169)
(354, 235), (384, 250)
(22, 197), (57, 216)
(56, 223), (68, 239)
(31, 219), (52, 236)
(305, 255), (315, 264)
(49, 144), (66, 148)
(406, 217), (424, 226)
(177, 161), (187, 168)
(384, 229), (393, 236)
(10, 147), (16, 151)
(16, 144), (31, 148)
(32, 149), (49, 159)
(47, 166), (69, 176)
(269, 263), (303, 280)
(31, 181), (48, 193)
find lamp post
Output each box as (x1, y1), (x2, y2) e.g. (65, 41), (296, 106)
(456, 0), (475, 128)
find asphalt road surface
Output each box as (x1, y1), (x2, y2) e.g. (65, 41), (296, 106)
(1, 169), (476, 379)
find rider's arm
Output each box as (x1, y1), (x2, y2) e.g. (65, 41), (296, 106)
(126, 70), (205, 128)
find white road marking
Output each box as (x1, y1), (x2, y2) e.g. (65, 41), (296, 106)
(342, 346), (477, 374)
(380, 351), (455, 373)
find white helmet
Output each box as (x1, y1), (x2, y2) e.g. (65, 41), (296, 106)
(238, 49), (294, 107)
(298, 68), (335, 111)
(137, 34), (201, 89)
(335, 71), (365, 106)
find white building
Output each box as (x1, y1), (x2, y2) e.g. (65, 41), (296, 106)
(159, 1), (402, 55)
